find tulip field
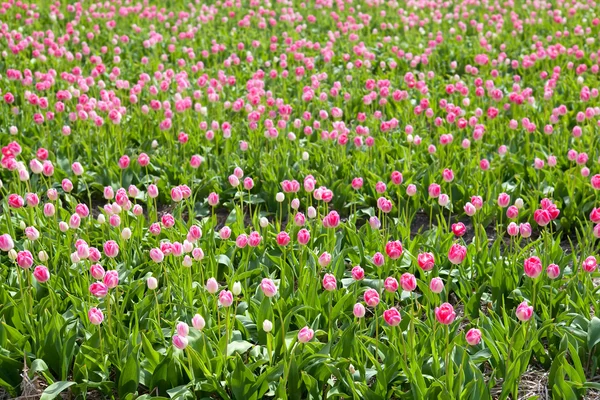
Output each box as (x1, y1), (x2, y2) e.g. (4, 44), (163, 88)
(3, 0), (600, 399)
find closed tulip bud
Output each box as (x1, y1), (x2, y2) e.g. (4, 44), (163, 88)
(464, 202), (476, 216)
(307, 207), (317, 219)
(147, 277), (158, 290)
(275, 192), (285, 202)
(33, 265), (50, 283)
(465, 328), (482, 345)
(206, 277), (219, 294)
(232, 281), (242, 296)
(322, 273), (337, 291)
(520, 223), (532, 238)
(515, 198), (524, 209)
(88, 307), (104, 325)
(172, 334), (188, 350)
(121, 228), (132, 240)
(353, 303), (366, 318)
(192, 314), (206, 330)
(38, 250), (48, 262)
(298, 326), (314, 343)
(546, 264), (560, 279)
(435, 302), (456, 324)
(372, 252), (384, 267)
(8, 249), (17, 260)
(302, 151), (309, 161)
(507, 222), (519, 236)
(182, 255), (192, 267)
(219, 290), (234, 307)
(0, 234), (14, 252)
(262, 319), (273, 332)
(97, 214), (106, 224)
(177, 322), (189, 337)
(583, 256), (597, 273)
(364, 288), (380, 307)
(524, 256), (543, 278)
(383, 307), (402, 326)
(430, 277), (444, 293)
(516, 301), (533, 321)
(259, 217), (269, 228)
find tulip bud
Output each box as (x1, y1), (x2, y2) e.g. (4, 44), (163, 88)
(147, 277), (158, 290)
(263, 319), (273, 332)
(232, 281), (242, 296)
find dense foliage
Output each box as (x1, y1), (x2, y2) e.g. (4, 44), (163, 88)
(1, 0), (600, 398)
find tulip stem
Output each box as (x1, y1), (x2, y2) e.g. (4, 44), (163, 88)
(374, 307), (379, 360)
(328, 291), (333, 342)
(445, 325), (451, 391)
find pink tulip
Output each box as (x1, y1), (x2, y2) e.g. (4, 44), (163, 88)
(103, 270), (119, 289)
(435, 302), (456, 325)
(516, 301), (533, 321)
(448, 243), (467, 265)
(430, 277), (444, 293)
(353, 303), (366, 318)
(0, 234), (14, 252)
(89, 282), (108, 298)
(236, 234), (248, 248)
(297, 228), (310, 245)
(219, 290), (234, 307)
(364, 288), (380, 307)
(372, 252), (385, 267)
(384, 277), (399, 293)
(452, 222), (467, 237)
(318, 252), (332, 267)
(298, 326), (314, 343)
(383, 307), (402, 326)
(524, 256), (543, 278)
(172, 334), (188, 350)
(103, 240), (119, 258)
(260, 278), (278, 297)
(276, 232), (291, 246)
(583, 256), (598, 273)
(149, 248), (164, 263)
(16, 250), (34, 269)
(90, 264), (105, 280)
(208, 192), (219, 207)
(33, 265), (50, 283)
(385, 240), (403, 260)
(546, 264), (560, 279)
(322, 274), (337, 291)
(176, 322), (189, 337)
(88, 307), (104, 325)
(507, 222), (519, 236)
(206, 278), (219, 294)
(428, 183), (441, 198)
(192, 314), (206, 330)
(465, 328), (482, 345)
(497, 193), (510, 208)
(520, 223), (532, 238)
(400, 273), (417, 292)
(351, 266), (364, 280)
(417, 252), (435, 271)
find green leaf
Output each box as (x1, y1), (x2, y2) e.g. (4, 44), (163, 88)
(118, 345), (141, 397)
(227, 340), (254, 356)
(587, 317), (600, 351)
(40, 381), (76, 400)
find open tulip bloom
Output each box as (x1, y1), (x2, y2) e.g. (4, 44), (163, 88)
(1, 1), (600, 399)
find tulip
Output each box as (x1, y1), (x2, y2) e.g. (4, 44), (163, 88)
(583, 256), (598, 273)
(33, 265), (50, 283)
(192, 314), (206, 330)
(88, 308), (104, 325)
(262, 319), (273, 332)
(383, 308), (402, 326)
(524, 256), (543, 278)
(364, 288), (380, 307)
(448, 243), (467, 265)
(384, 277), (399, 293)
(430, 277), (444, 293)
(385, 240), (403, 259)
(417, 252), (435, 271)
(298, 326), (314, 343)
(172, 334), (188, 350)
(353, 303), (366, 318)
(322, 274), (337, 291)
(147, 277), (158, 290)
(435, 302), (456, 325)
(465, 328), (482, 345)
(516, 301), (533, 321)
(206, 278), (219, 294)
(219, 290), (234, 307)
